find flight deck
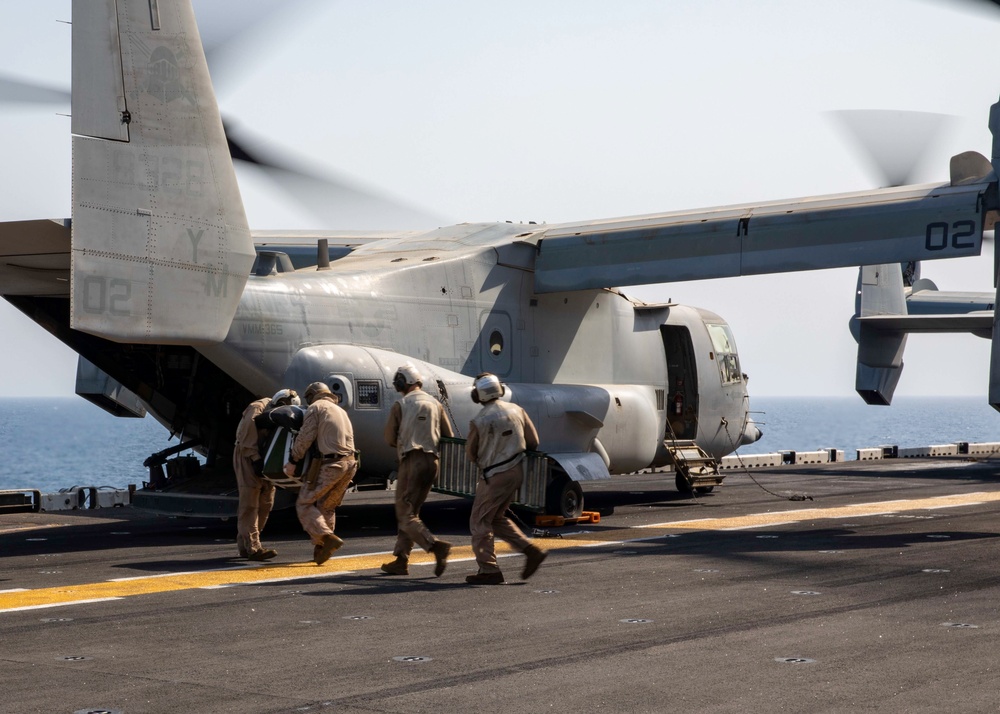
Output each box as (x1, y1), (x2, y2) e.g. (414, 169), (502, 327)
(2, 455), (1000, 713)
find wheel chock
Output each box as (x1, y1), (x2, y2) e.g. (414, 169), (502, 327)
(533, 511), (601, 527)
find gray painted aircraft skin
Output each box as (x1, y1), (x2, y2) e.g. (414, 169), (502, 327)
(2, 0), (999, 512)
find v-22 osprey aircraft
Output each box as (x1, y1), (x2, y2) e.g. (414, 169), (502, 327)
(1, 0), (998, 517)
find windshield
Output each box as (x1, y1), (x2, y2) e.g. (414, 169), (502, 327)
(706, 323), (741, 385)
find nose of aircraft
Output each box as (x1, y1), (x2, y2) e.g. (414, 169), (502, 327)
(740, 419), (763, 445)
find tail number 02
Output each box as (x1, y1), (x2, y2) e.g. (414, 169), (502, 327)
(925, 220), (977, 251)
(81, 276), (132, 316)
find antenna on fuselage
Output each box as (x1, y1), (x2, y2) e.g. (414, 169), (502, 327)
(317, 238), (330, 271)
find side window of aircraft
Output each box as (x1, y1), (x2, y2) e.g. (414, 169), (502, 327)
(356, 380), (381, 408)
(489, 330), (504, 357)
(706, 323), (741, 385)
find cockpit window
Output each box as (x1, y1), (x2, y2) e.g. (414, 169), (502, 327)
(706, 323), (741, 385)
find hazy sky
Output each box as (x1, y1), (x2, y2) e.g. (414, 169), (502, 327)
(0, 0), (997, 398)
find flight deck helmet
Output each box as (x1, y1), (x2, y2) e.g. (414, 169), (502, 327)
(304, 381), (332, 405)
(392, 363), (423, 393)
(269, 388), (300, 409)
(471, 372), (504, 404)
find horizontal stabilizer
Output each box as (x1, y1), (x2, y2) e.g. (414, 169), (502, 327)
(857, 313), (994, 334)
(0, 220), (71, 296)
(70, 0), (254, 344)
(533, 182), (990, 293)
(75, 356), (146, 418)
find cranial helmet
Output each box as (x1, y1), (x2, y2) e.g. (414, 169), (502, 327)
(472, 373), (504, 404)
(269, 388), (300, 409)
(393, 363), (423, 392)
(304, 381), (332, 404)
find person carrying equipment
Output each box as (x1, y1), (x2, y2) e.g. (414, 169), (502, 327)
(233, 388), (299, 561)
(380, 364), (455, 577)
(464, 373), (547, 584)
(284, 381), (357, 565)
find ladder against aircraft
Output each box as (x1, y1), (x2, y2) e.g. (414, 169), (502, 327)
(665, 440), (724, 494)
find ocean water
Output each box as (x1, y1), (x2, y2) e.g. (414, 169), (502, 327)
(0, 398), (176, 494)
(741, 396), (1000, 456)
(1, 396), (999, 493)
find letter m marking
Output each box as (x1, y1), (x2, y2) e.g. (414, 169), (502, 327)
(205, 268), (227, 298)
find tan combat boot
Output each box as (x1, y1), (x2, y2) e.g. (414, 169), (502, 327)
(380, 556), (409, 575)
(314, 534), (344, 565)
(430, 540), (452, 577)
(521, 544), (547, 579)
(247, 548), (278, 562)
(465, 571), (505, 585)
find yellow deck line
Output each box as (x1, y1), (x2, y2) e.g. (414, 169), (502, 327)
(639, 491), (1000, 531)
(0, 523), (66, 535)
(2, 490), (997, 613)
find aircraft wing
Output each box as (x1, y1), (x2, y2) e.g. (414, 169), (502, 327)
(533, 181), (992, 293)
(250, 229), (422, 248)
(0, 219), (71, 297)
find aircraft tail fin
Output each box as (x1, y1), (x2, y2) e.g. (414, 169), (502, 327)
(851, 264), (908, 405)
(70, 0), (254, 344)
(987, 96), (1000, 410)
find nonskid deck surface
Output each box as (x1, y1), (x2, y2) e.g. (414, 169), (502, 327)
(2, 456), (999, 713)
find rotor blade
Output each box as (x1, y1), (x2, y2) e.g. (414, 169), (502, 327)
(193, 0), (314, 89)
(828, 109), (954, 187)
(246, 165), (447, 231)
(0, 2), (311, 108)
(194, 0), (300, 56)
(224, 122), (269, 167)
(0, 74), (70, 105)
(921, 0), (1000, 16)
(226, 123), (445, 231)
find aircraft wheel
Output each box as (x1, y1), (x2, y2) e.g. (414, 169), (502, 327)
(546, 474), (584, 519)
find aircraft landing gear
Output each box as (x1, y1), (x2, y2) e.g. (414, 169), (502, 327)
(545, 472), (584, 518)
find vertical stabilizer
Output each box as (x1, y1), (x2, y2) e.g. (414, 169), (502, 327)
(70, 0), (254, 344)
(854, 264), (908, 405)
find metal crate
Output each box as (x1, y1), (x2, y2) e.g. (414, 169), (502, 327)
(436, 437), (549, 512)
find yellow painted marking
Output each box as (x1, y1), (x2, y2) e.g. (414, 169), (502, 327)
(3, 490), (998, 613)
(639, 491), (1000, 531)
(0, 523), (66, 535)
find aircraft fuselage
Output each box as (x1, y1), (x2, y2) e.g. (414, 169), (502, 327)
(200, 222), (754, 479)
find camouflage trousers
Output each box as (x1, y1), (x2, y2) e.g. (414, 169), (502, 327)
(234, 454), (275, 556)
(296, 457), (356, 545)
